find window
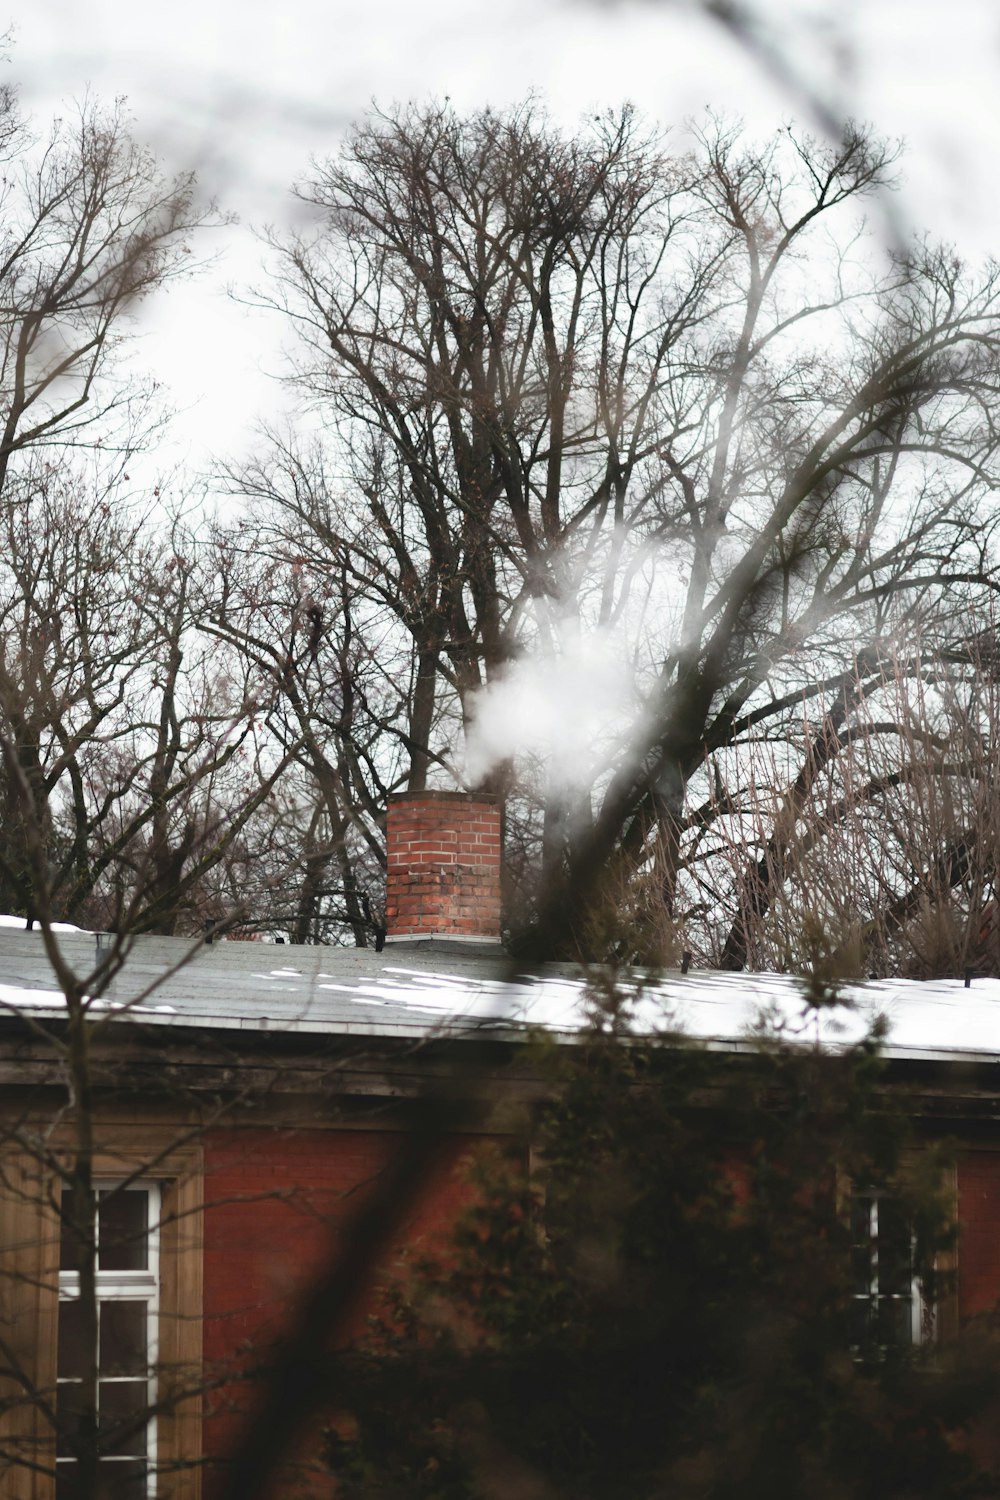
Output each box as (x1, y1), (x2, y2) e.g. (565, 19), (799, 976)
(849, 1189), (926, 1357)
(0, 1135), (202, 1500)
(57, 1185), (160, 1500)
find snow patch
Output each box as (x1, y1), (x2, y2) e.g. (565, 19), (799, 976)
(0, 914), (85, 934)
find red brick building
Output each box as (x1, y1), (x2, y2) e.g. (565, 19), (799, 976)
(2, 792), (1000, 1496)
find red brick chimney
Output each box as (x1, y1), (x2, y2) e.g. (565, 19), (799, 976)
(385, 791), (502, 945)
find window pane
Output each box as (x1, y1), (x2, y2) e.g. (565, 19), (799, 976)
(100, 1302), (147, 1378)
(851, 1242), (873, 1296)
(60, 1189), (96, 1272)
(57, 1460), (149, 1500)
(58, 1300), (89, 1382)
(99, 1379), (148, 1457)
(55, 1464), (79, 1500)
(99, 1458), (149, 1500)
(877, 1295), (913, 1348)
(98, 1191), (149, 1271)
(848, 1297), (872, 1350)
(850, 1195), (873, 1243)
(878, 1202), (913, 1297)
(55, 1382), (86, 1457)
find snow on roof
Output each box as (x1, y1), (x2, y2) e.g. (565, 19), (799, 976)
(0, 929), (996, 1063)
(0, 914), (85, 934)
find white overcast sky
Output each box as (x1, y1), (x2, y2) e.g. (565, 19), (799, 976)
(8, 0), (1000, 479)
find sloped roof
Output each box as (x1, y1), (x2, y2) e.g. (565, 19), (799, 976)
(0, 927), (998, 1065)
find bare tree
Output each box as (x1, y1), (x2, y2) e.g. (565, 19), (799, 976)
(235, 103), (707, 820)
(198, 520), (398, 944)
(685, 626), (1000, 977)
(0, 93), (213, 484)
(0, 80), (312, 937)
(228, 101), (1000, 957)
(0, 468), (300, 935)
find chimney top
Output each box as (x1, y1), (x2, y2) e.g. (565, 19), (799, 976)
(385, 792), (502, 948)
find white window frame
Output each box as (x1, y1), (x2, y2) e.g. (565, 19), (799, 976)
(56, 1181), (161, 1498)
(850, 1188), (929, 1356)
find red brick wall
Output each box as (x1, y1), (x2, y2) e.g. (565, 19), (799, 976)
(386, 791), (501, 941)
(957, 1151), (1000, 1471)
(200, 1126), (492, 1497)
(196, 1132), (1000, 1493)
(958, 1150), (1000, 1321)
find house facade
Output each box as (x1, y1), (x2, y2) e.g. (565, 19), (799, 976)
(2, 792), (1000, 1496)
